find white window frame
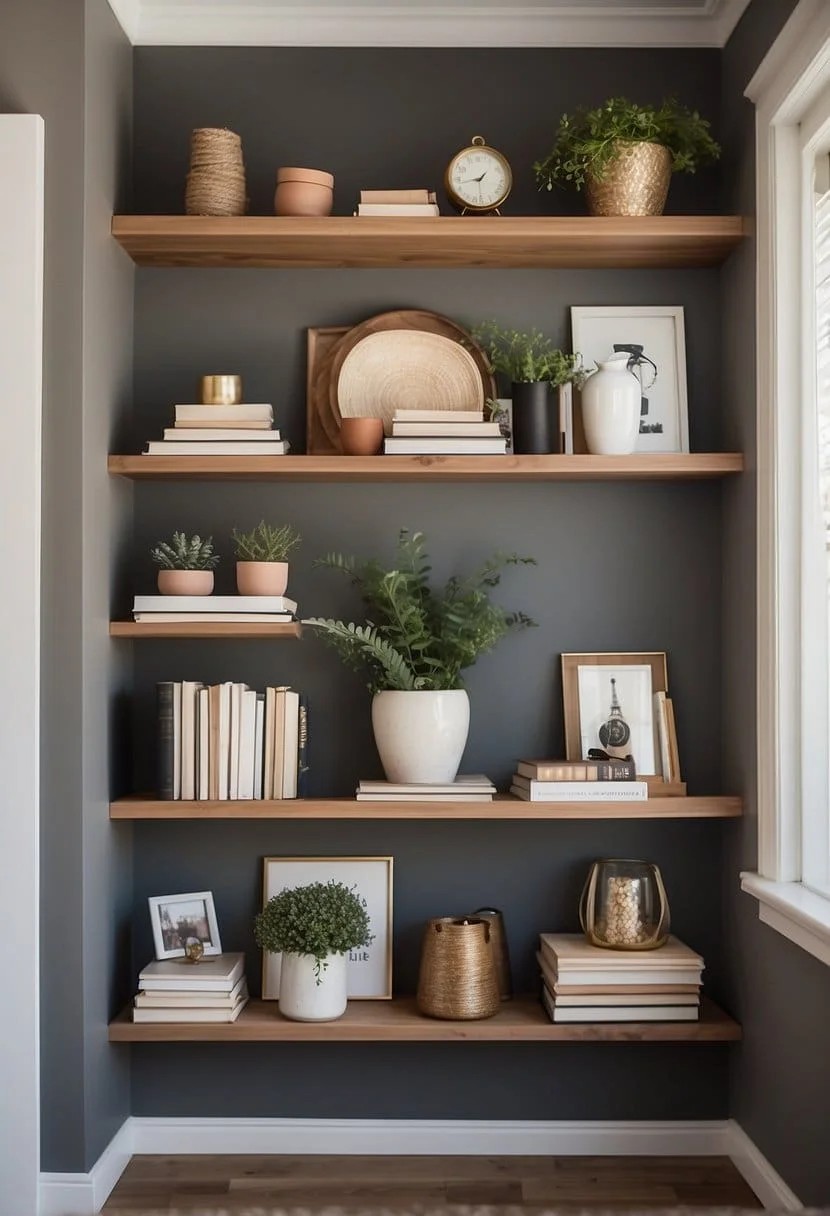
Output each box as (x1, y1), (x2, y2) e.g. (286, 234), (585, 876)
(745, 0), (830, 964)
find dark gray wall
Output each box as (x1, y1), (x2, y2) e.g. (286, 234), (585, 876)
(126, 46), (733, 1120)
(720, 0), (830, 1205)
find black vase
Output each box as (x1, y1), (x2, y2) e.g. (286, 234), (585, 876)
(510, 381), (559, 454)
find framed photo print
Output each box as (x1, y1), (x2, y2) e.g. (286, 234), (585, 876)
(562, 652), (669, 777)
(571, 306), (688, 453)
(148, 891), (222, 960)
(262, 856), (393, 1001)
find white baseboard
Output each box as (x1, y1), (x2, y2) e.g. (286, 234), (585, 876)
(38, 1115), (802, 1214)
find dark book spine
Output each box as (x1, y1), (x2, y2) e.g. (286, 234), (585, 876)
(594, 760), (637, 781)
(297, 693), (309, 798)
(157, 682), (175, 800)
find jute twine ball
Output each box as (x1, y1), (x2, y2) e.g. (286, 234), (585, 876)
(185, 127), (247, 217)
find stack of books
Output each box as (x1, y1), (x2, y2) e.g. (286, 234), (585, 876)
(538, 933), (704, 1023)
(384, 409), (507, 456)
(143, 402), (289, 456)
(356, 774), (495, 802)
(354, 188), (439, 217)
(133, 593), (297, 627)
(133, 952), (248, 1024)
(157, 681), (308, 801)
(510, 758), (647, 803)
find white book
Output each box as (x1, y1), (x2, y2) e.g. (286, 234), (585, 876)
(238, 690), (258, 800)
(271, 688), (287, 799)
(357, 775), (495, 794)
(356, 203), (439, 216)
(133, 996), (248, 1024)
(392, 421), (502, 437)
(135, 978), (248, 1008)
(134, 612), (294, 624)
(172, 682), (182, 800)
(197, 688), (209, 800)
(541, 987), (698, 1023)
(218, 682), (231, 799)
(356, 792), (494, 802)
(282, 689), (300, 798)
(551, 991), (699, 1007)
(394, 409), (483, 422)
(133, 595), (297, 614)
(163, 427), (280, 442)
(510, 783), (647, 802)
(138, 952), (245, 992)
(174, 403), (273, 420)
(144, 441), (289, 456)
(539, 934), (704, 987)
(253, 694), (265, 799)
(228, 683), (246, 799)
(263, 687), (276, 801)
(180, 681), (201, 801)
(384, 437), (506, 455)
(175, 418), (273, 431)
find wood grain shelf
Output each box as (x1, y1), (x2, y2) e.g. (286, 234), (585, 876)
(110, 794), (742, 820)
(111, 215), (746, 270)
(108, 453), (744, 483)
(108, 995), (741, 1043)
(109, 620), (302, 639)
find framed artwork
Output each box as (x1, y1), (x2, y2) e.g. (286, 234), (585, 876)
(561, 652), (669, 777)
(148, 890), (222, 960)
(571, 306), (688, 453)
(261, 856), (393, 1000)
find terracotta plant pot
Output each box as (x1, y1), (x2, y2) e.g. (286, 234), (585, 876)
(339, 417), (384, 456)
(236, 560), (288, 596)
(274, 167), (334, 217)
(157, 569), (214, 596)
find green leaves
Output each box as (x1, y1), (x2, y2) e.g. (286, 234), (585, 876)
(472, 321), (585, 387)
(232, 521), (301, 562)
(254, 881), (374, 974)
(150, 531), (220, 571)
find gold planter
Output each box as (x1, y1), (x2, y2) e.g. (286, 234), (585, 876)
(416, 917), (500, 1020)
(585, 141), (672, 217)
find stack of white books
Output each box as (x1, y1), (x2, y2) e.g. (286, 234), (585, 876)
(143, 403), (289, 456)
(133, 952), (248, 1024)
(384, 409), (507, 456)
(510, 757), (646, 802)
(133, 593), (297, 626)
(354, 188), (439, 217)
(538, 934), (704, 1023)
(356, 774), (495, 802)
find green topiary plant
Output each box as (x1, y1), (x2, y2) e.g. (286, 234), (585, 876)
(472, 322), (585, 386)
(304, 529), (535, 693)
(534, 96), (720, 193)
(254, 880), (373, 981)
(150, 531), (220, 571)
(232, 521), (302, 562)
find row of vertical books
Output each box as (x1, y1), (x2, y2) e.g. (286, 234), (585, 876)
(157, 681), (308, 800)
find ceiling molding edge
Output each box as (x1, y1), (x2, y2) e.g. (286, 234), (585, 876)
(113, 3), (746, 48)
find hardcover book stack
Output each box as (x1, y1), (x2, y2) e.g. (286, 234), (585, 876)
(133, 593), (296, 628)
(143, 402), (288, 456)
(384, 409), (507, 457)
(356, 774), (495, 802)
(133, 953), (248, 1024)
(157, 681), (308, 801)
(354, 188), (439, 217)
(538, 933), (704, 1023)
(510, 758), (647, 802)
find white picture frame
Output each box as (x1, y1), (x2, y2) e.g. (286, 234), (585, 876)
(261, 856), (393, 1001)
(571, 306), (689, 453)
(148, 890), (222, 960)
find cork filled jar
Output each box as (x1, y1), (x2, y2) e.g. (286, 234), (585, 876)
(579, 859), (670, 950)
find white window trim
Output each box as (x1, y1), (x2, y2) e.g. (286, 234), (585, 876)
(747, 0), (830, 964)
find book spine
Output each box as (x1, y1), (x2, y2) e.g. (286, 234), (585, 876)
(521, 759), (637, 781)
(297, 693), (309, 798)
(156, 682), (175, 800)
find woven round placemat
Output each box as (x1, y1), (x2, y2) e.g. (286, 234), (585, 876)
(185, 127), (247, 217)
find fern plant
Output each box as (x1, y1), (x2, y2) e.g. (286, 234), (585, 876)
(150, 531), (219, 571)
(472, 322), (585, 387)
(304, 530), (535, 693)
(232, 521), (301, 562)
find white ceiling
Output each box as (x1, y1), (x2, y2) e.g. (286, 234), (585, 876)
(107, 0), (752, 47)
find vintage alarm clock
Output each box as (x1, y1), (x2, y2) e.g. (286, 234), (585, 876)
(444, 135), (512, 215)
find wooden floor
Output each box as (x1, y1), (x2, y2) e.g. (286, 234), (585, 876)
(102, 1154), (761, 1211)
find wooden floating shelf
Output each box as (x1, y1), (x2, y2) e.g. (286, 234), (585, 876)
(109, 995), (740, 1043)
(110, 794), (742, 820)
(110, 620), (302, 639)
(108, 453), (744, 483)
(112, 215), (746, 270)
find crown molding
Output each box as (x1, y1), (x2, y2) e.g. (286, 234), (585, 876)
(107, 0), (752, 49)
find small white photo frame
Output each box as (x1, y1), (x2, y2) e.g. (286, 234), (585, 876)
(148, 890), (222, 960)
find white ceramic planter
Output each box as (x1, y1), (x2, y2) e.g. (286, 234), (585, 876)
(371, 689), (470, 784)
(157, 569), (214, 596)
(236, 560), (288, 596)
(278, 950), (347, 1022)
(581, 355), (642, 455)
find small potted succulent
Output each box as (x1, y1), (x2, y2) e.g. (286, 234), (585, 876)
(231, 521), (301, 597)
(254, 880), (373, 1022)
(472, 322), (584, 454)
(534, 97), (720, 216)
(150, 531), (220, 596)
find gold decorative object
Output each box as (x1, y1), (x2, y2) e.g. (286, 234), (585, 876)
(185, 127), (247, 217)
(200, 374), (243, 405)
(183, 938), (205, 963)
(580, 859), (670, 950)
(472, 907), (512, 1000)
(585, 141), (672, 217)
(416, 916), (500, 1020)
(445, 134), (513, 214)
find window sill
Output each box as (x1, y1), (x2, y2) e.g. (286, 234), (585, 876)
(740, 872), (830, 967)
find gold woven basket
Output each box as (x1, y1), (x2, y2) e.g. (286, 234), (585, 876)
(416, 916), (500, 1021)
(585, 141), (672, 217)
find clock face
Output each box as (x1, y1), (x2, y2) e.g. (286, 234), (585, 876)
(448, 146), (511, 211)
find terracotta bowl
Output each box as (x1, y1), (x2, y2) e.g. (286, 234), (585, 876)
(340, 417), (384, 456)
(236, 560), (288, 596)
(274, 167), (334, 217)
(157, 570), (214, 596)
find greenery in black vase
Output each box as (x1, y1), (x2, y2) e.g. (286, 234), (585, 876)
(472, 321), (585, 386)
(254, 880), (373, 981)
(150, 531), (220, 571)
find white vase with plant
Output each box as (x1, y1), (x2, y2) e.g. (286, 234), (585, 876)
(304, 530), (535, 784)
(150, 531), (219, 596)
(231, 520), (301, 597)
(254, 880), (373, 1022)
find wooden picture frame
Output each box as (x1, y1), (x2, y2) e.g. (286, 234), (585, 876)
(261, 856), (394, 1000)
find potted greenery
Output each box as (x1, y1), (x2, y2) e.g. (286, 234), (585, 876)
(150, 531), (220, 596)
(304, 530), (534, 783)
(231, 521), (301, 596)
(534, 97), (720, 217)
(254, 880), (373, 1021)
(472, 322), (584, 455)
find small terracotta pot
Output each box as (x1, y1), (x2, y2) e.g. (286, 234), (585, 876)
(236, 560), (288, 596)
(157, 569), (214, 596)
(274, 167), (334, 217)
(340, 417), (384, 456)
